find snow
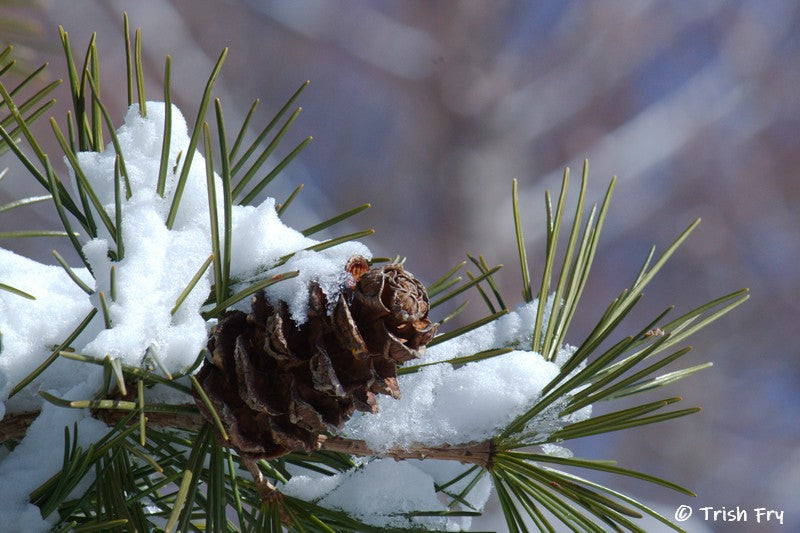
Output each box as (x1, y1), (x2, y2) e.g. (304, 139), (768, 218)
(0, 382), (108, 532)
(1, 100), (585, 530)
(283, 458), (465, 531)
(283, 458), (493, 530)
(228, 202), (370, 323)
(344, 299), (587, 451)
(345, 348), (560, 449)
(0, 248), (95, 417)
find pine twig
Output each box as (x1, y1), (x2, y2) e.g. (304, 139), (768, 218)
(0, 408), (494, 468)
(317, 435), (494, 468)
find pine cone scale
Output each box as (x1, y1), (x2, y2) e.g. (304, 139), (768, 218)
(309, 346), (348, 398)
(332, 295), (369, 359)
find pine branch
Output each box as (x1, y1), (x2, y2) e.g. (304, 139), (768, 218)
(0, 408), (494, 468)
(317, 436), (494, 468)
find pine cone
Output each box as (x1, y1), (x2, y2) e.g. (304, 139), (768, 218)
(194, 260), (438, 459)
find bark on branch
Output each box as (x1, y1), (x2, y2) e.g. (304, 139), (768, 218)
(0, 408), (493, 469)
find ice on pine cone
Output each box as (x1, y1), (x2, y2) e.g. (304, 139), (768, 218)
(193, 259), (438, 459)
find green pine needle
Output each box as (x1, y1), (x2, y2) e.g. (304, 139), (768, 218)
(175, 425), (212, 533)
(0, 282), (35, 300)
(427, 260), (466, 296)
(110, 357), (126, 395)
(89, 42), (103, 151)
(157, 55), (172, 197)
(502, 452), (696, 496)
(230, 80), (309, 177)
(427, 274), (463, 299)
(204, 120), (225, 305)
(0, 229), (75, 239)
(137, 378), (146, 446)
(268, 229), (375, 272)
(0, 194), (51, 214)
(229, 98), (259, 162)
(190, 375), (229, 441)
(468, 253), (507, 310)
(50, 117), (117, 240)
(123, 14), (133, 106)
(98, 290), (112, 329)
(512, 178), (533, 302)
(8, 308), (97, 398)
(44, 156), (92, 271)
(430, 263), (502, 309)
(399, 347), (513, 375)
(39, 390), (137, 411)
(605, 363), (713, 400)
(134, 28), (146, 117)
(533, 168), (568, 354)
(276, 183), (304, 215)
(87, 74), (132, 197)
(203, 270), (299, 318)
(60, 350), (192, 395)
(143, 344), (173, 380)
(541, 162), (588, 360)
(113, 156), (124, 259)
(302, 203), (371, 237)
(214, 98), (234, 301)
(438, 298), (470, 325)
(239, 135), (313, 206)
(166, 48), (227, 229)
(232, 105), (303, 198)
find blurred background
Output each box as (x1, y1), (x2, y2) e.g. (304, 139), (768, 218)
(1, 1), (798, 531)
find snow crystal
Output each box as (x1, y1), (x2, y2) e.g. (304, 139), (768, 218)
(282, 458), (494, 530)
(540, 443), (574, 458)
(279, 469), (343, 501)
(79, 194), (211, 371)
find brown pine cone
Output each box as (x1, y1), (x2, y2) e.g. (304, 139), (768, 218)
(193, 260), (438, 459)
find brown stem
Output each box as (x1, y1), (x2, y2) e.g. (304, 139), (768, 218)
(1, 408), (493, 469)
(317, 435), (493, 468)
(241, 454), (278, 500)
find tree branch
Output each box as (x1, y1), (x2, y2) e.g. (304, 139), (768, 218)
(317, 435), (493, 468)
(0, 409), (493, 469)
